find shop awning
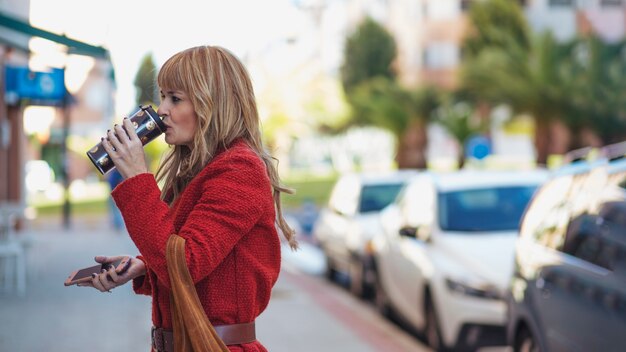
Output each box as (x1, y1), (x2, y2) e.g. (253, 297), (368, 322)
(0, 10), (109, 59)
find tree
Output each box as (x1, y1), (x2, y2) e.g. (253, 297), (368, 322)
(564, 37), (626, 146)
(340, 17), (397, 95)
(340, 17), (438, 169)
(462, 0), (530, 59)
(460, 0), (578, 165)
(133, 53), (163, 172)
(350, 78), (439, 168)
(433, 99), (488, 168)
(134, 53), (158, 106)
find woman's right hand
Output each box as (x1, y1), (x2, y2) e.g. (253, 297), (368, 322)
(77, 255), (146, 292)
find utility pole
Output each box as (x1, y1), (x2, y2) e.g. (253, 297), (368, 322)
(61, 80), (71, 229)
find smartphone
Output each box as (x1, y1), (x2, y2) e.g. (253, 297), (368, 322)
(64, 258), (130, 286)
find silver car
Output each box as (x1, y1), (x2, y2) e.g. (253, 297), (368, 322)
(312, 170), (418, 297)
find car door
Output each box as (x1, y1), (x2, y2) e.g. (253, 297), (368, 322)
(529, 169), (620, 351)
(385, 177), (435, 330)
(320, 175), (360, 269)
(543, 170), (626, 352)
(516, 173), (577, 350)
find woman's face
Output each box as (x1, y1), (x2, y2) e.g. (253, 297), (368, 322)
(157, 88), (198, 148)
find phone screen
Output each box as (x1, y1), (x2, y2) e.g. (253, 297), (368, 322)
(71, 264), (106, 281)
(65, 258), (124, 285)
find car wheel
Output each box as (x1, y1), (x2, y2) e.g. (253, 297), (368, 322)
(372, 269), (392, 317)
(324, 256), (338, 282)
(514, 327), (539, 352)
(425, 297), (445, 351)
(349, 259), (365, 298)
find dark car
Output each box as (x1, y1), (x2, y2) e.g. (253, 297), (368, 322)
(507, 143), (626, 352)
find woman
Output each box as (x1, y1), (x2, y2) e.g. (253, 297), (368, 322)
(79, 45), (298, 351)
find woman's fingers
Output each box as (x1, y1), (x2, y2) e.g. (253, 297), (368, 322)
(91, 273), (107, 292)
(113, 124), (131, 144)
(77, 281), (94, 288)
(107, 128), (124, 152)
(107, 266), (119, 283)
(97, 269), (115, 292)
(122, 118), (140, 141)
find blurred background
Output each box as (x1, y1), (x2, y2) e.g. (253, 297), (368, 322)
(3, 0), (626, 226)
(0, 0), (625, 351)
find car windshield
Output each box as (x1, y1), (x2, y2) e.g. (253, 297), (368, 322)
(359, 183), (404, 213)
(438, 186), (537, 232)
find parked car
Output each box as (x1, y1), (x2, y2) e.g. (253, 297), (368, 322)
(507, 144), (626, 352)
(312, 170), (417, 297)
(372, 169), (549, 351)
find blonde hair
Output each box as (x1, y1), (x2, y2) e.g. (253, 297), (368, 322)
(156, 45), (298, 250)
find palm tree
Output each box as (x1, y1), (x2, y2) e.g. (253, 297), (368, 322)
(461, 32), (573, 165)
(564, 36), (626, 146)
(433, 98), (488, 168)
(350, 78), (439, 169)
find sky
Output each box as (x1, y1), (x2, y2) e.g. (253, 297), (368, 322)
(27, 0), (328, 117)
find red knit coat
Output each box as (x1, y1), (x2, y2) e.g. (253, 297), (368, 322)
(111, 139), (281, 352)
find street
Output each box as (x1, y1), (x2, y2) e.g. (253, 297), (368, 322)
(0, 215), (431, 352)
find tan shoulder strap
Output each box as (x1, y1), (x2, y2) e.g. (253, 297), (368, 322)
(166, 234), (229, 352)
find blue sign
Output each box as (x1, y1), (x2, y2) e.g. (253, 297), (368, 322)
(5, 66), (66, 106)
(465, 135), (491, 160)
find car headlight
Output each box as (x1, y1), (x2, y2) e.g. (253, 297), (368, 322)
(445, 277), (502, 300)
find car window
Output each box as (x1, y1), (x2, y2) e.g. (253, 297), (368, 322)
(438, 186), (538, 232)
(358, 183), (404, 213)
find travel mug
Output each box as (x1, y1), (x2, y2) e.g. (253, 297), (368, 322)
(86, 105), (166, 175)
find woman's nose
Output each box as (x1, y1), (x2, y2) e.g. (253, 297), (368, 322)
(157, 106), (167, 118)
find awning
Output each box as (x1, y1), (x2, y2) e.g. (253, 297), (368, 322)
(0, 10), (109, 59)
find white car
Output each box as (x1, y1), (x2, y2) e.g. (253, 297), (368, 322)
(372, 169), (549, 351)
(312, 170), (418, 297)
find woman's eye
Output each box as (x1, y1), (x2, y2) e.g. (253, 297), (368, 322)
(172, 96), (181, 103)
(159, 94), (165, 101)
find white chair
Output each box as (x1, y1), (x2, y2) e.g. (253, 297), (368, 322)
(0, 204), (26, 296)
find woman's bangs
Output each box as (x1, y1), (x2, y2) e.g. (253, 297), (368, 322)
(157, 55), (187, 92)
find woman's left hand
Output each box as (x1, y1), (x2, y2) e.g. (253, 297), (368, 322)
(101, 118), (149, 179)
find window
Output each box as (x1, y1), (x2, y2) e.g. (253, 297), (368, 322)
(460, 0), (471, 11)
(358, 183), (404, 213)
(438, 186), (538, 232)
(423, 42), (460, 69)
(520, 176), (574, 248)
(549, 0), (573, 6)
(601, 0), (623, 6)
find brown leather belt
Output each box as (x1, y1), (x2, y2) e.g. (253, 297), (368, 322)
(151, 322), (256, 352)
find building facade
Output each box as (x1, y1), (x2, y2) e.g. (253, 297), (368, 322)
(0, 2), (115, 226)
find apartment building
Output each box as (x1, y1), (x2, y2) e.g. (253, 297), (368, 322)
(343, 0), (625, 89)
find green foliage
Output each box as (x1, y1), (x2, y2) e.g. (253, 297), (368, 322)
(282, 174), (338, 209)
(563, 37), (626, 143)
(434, 100), (488, 148)
(461, 0), (532, 106)
(349, 78), (440, 137)
(134, 53), (159, 106)
(463, 0), (530, 58)
(340, 17), (397, 94)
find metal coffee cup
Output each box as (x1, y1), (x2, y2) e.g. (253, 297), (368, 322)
(86, 105), (166, 175)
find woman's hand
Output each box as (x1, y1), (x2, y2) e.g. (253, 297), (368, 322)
(101, 118), (149, 179)
(77, 255), (146, 292)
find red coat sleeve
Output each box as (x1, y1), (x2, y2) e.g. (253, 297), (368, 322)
(131, 255), (152, 295)
(112, 151), (268, 290)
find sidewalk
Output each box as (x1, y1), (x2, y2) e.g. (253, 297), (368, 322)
(0, 215), (427, 352)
